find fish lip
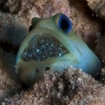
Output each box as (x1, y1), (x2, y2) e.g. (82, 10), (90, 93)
(21, 34), (69, 62)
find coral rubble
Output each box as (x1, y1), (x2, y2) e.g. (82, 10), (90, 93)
(7, 0), (70, 23)
(3, 68), (105, 105)
(86, 0), (105, 20)
(0, 69), (18, 102)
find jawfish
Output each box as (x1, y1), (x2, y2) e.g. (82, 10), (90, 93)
(15, 13), (101, 85)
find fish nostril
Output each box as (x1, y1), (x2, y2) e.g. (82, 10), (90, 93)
(46, 67), (50, 71)
(29, 25), (33, 32)
(36, 68), (39, 72)
(58, 14), (72, 34)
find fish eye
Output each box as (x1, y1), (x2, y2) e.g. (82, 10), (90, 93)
(29, 17), (40, 32)
(57, 14), (72, 34)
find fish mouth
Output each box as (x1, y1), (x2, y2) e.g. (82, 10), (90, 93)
(21, 34), (69, 62)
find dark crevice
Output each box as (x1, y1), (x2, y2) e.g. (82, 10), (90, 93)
(0, 42), (19, 55)
(0, 0), (10, 13)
